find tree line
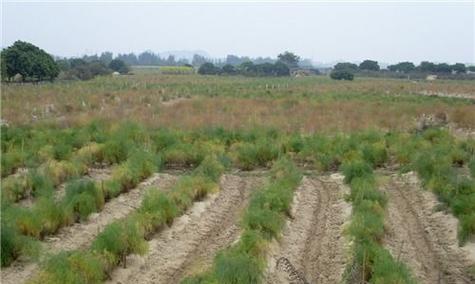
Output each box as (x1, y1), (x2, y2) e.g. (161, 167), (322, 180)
(330, 60), (475, 80)
(2, 41), (474, 82)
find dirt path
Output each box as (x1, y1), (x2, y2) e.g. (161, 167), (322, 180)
(107, 174), (263, 284)
(382, 172), (475, 284)
(1, 173), (179, 284)
(264, 173), (352, 284)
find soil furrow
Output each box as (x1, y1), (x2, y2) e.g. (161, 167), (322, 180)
(264, 174), (351, 284)
(107, 174), (263, 284)
(382, 172), (475, 284)
(1, 173), (179, 284)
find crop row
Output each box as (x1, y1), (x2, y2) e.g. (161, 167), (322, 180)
(1, 122), (111, 177)
(182, 157), (302, 283)
(1, 147), (159, 267)
(2, 142), (104, 204)
(28, 155), (225, 283)
(342, 159), (414, 283)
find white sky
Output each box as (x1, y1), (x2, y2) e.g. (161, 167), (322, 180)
(2, 1), (474, 64)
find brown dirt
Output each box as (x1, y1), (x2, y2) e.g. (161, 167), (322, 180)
(0, 173), (179, 284)
(382, 171), (475, 284)
(263, 173), (352, 284)
(106, 174), (264, 284)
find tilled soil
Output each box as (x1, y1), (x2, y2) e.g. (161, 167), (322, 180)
(107, 174), (264, 284)
(264, 173), (352, 284)
(382, 172), (475, 284)
(1, 173), (179, 284)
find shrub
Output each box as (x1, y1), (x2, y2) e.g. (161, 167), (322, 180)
(330, 70), (354, 80)
(63, 179), (104, 221)
(213, 251), (262, 284)
(341, 160), (373, 184)
(1, 222), (19, 267)
(31, 251), (104, 284)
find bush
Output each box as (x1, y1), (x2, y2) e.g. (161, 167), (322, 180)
(63, 179), (104, 221)
(341, 160), (373, 184)
(330, 70), (354, 80)
(31, 251), (104, 284)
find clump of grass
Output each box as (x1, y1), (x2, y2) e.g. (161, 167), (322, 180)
(63, 179), (104, 222)
(231, 138), (280, 170)
(31, 251), (104, 284)
(0, 218), (39, 267)
(91, 218), (148, 269)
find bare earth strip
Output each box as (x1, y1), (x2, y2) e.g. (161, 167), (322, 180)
(264, 173), (352, 284)
(1, 173), (179, 284)
(382, 172), (475, 284)
(107, 174), (264, 284)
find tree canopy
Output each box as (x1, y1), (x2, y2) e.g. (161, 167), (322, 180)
(359, 60), (380, 71)
(1, 41), (59, 81)
(388, 62), (415, 73)
(108, 59), (129, 74)
(277, 51), (300, 68)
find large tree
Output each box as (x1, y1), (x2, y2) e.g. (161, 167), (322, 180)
(277, 51), (300, 68)
(1, 41), (59, 81)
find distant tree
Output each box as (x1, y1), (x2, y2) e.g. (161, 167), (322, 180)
(1, 52), (6, 80)
(192, 54), (208, 67)
(434, 63), (451, 73)
(108, 59), (129, 74)
(273, 61), (290, 76)
(70, 58), (87, 68)
(468, 66), (475, 72)
(99, 52), (113, 65)
(359, 60), (380, 71)
(277, 51), (300, 68)
(226, 55), (243, 66)
(222, 64), (236, 74)
(198, 62), (220, 75)
(451, 63), (466, 74)
(116, 53), (138, 65)
(238, 61), (256, 74)
(1, 40), (59, 81)
(333, 62), (358, 72)
(418, 61), (436, 73)
(138, 51), (160, 65)
(165, 55), (176, 66)
(330, 70), (354, 80)
(388, 62), (415, 73)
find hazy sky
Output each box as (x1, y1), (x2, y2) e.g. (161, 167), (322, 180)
(2, 1), (474, 64)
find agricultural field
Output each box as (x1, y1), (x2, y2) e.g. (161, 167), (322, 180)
(1, 72), (475, 284)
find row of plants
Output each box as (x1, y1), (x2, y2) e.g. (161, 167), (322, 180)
(2, 142), (104, 204)
(28, 155), (225, 283)
(342, 159), (415, 283)
(388, 129), (475, 243)
(1, 121), (159, 205)
(1, 122), (108, 177)
(1, 147), (159, 267)
(182, 157), (302, 283)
